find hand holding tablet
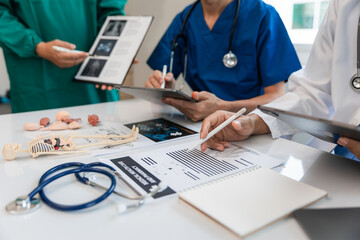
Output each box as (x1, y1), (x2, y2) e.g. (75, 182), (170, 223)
(116, 86), (197, 104)
(258, 105), (360, 142)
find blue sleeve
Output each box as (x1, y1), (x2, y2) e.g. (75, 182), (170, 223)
(147, 12), (184, 79)
(256, 6), (301, 87)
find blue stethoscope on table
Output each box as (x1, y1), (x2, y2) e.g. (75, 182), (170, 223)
(170, 0), (240, 89)
(6, 162), (165, 214)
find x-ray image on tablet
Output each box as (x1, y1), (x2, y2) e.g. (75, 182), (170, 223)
(75, 16), (153, 85)
(94, 39), (117, 56)
(103, 20), (127, 37)
(125, 118), (197, 142)
(80, 59), (107, 77)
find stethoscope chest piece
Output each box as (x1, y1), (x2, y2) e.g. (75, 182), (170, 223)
(6, 196), (41, 214)
(223, 51), (238, 68)
(351, 74), (360, 92)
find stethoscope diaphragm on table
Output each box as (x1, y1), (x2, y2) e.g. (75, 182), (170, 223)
(5, 161), (166, 214)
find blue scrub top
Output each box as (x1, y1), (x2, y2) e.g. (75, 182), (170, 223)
(147, 0), (301, 101)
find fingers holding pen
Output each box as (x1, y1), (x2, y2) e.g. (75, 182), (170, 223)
(200, 110), (234, 139)
(200, 110), (258, 152)
(145, 70), (162, 88)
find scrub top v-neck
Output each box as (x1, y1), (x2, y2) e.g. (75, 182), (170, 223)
(148, 0), (301, 101)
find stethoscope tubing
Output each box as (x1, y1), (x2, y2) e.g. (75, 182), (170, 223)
(28, 162), (116, 211)
(169, 0), (240, 75)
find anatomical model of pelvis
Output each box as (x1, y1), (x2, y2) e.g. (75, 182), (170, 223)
(2, 126), (139, 161)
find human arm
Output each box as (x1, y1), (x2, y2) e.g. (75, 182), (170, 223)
(35, 40), (88, 68)
(0, 1), (43, 57)
(161, 81), (285, 122)
(337, 137), (360, 160)
(218, 81), (286, 113)
(0, 2), (88, 67)
(147, 10), (185, 80)
(199, 111), (270, 152)
(250, 1), (337, 138)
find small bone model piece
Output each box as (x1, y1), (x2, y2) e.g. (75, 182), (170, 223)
(2, 126), (139, 160)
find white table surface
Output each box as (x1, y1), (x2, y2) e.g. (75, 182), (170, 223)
(0, 99), (359, 240)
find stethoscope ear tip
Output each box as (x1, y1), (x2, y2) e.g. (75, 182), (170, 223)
(117, 204), (128, 214)
(6, 196), (41, 214)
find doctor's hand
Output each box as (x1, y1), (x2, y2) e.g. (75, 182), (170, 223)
(200, 111), (270, 152)
(337, 137), (360, 159)
(163, 91), (225, 122)
(145, 70), (176, 89)
(35, 39), (88, 68)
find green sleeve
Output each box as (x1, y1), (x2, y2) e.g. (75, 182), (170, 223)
(0, 0), (42, 58)
(97, 0), (127, 29)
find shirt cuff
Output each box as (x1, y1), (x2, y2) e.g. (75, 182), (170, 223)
(29, 33), (43, 58)
(251, 109), (299, 138)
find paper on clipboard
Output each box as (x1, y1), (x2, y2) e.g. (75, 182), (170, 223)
(75, 15), (153, 86)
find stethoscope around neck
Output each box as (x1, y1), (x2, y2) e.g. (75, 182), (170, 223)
(350, 17), (360, 92)
(5, 162), (165, 214)
(169, 0), (240, 79)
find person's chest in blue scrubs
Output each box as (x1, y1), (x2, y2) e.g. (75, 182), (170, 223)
(147, 0), (301, 102)
(184, 1), (260, 101)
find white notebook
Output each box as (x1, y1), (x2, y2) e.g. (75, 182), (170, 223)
(179, 166), (327, 238)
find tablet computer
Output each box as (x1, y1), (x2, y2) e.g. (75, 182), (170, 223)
(294, 208), (360, 240)
(116, 86), (197, 104)
(258, 105), (360, 142)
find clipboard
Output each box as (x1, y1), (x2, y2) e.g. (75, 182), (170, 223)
(294, 208), (360, 240)
(74, 15), (153, 86)
(258, 105), (360, 142)
(116, 86), (197, 103)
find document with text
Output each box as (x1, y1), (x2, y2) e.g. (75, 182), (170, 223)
(102, 142), (284, 199)
(75, 15), (153, 86)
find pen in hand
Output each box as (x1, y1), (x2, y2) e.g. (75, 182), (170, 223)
(52, 45), (90, 56)
(187, 108), (247, 152)
(161, 65), (167, 89)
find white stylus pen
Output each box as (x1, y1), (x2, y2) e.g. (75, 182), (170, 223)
(187, 108), (247, 152)
(52, 46), (88, 55)
(161, 65), (167, 89)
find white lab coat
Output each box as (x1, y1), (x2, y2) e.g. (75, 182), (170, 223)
(253, 0), (360, 138)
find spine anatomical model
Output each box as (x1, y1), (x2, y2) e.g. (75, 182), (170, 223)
(2, 126), (139, 161)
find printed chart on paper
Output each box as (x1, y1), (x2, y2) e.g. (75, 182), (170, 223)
(106, 142), (284, 198)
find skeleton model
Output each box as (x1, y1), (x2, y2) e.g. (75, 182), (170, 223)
(2, 126), (139, 161)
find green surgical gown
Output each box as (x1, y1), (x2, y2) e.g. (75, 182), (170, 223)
(0, 0), (127, 113)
